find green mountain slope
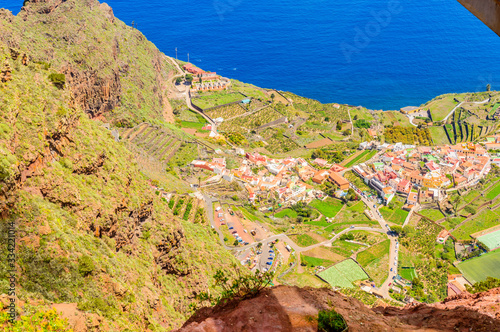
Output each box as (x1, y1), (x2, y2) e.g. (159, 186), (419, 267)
(0, 1), (238, 331)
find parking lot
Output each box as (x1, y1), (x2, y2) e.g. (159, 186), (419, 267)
(215, 206), (254, 244)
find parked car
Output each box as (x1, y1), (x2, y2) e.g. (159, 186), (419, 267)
(244, 229), (248, 233)
(266, 262), (272, 265)
(394, 262), (397, 266)
(268, 256), (273, 260)
(388, 283), (392, 287)
(220, 222), (225, 225)
(243, 242), (249, 245)
(229, 227), (234, 230)
(269, 250), (274, 253)
(390, 268), (393, 272)
(373, 204), (376, 208)
(232, 231), (237, 234)
(350, 225), (355, 229)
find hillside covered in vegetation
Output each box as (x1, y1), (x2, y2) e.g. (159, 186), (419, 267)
(0, 1), (238, 330)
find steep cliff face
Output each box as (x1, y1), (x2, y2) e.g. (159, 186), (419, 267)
(1, 0), (174, 125)
(0, 1), (238, 331)
(176, 286), (500, 332)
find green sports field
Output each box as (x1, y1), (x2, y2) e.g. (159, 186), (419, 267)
(317, 258), (368, 289)
(477, 229), (500, 251)
(458, 249), (500, 284)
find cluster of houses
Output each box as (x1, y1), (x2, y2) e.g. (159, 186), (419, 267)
(182, 63), (230, 92)
(354, 142), (491, 207)
(190, 151), (354, 206)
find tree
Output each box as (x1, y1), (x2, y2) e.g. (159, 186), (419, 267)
(342, 129), (351, 136)
(353, 115), (358, 120)
(487, 83), (491, 92)
(271, 93), (275, 101)
(185, 74), (193, 83)
(451, 195), (462, 216)
(175, 77), (182, 85)
(336, 121), (342, 131)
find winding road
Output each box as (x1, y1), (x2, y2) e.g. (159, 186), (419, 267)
(203, 185), (399, 300)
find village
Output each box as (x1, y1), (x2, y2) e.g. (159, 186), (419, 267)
(190, 141), (492, 212)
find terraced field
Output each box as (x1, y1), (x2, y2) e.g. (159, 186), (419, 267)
(121, 124), (185, 164)
(206, 103), (247, 120)
(317, 259), (369, 289)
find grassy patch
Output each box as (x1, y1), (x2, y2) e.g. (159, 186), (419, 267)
(426, 94), (461, 122)
(317, 259), (369, 289)
(301, 255), (335, 268)
(289, 234), (319, 247)
(418, 209), (445, 221)
(429, 126), (451, 145)
(458, 249), (500, 284)
(485, 182), (500, 200)
(309, 198), (344, 218)
(192, 91), (246, 109)
(452, 209), (500, 241)
(356, 240), (390, 266)
(275, 208), (298, 219)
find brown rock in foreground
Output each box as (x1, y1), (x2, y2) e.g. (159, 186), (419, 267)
(175, 286), (500, 332)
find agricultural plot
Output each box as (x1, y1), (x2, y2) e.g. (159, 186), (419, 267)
(231, 80), (268, 100)
(206, 103), (247, 120)
(301, 255), (335, 268)
(425, 94), (461, 122)
(289, 234), (319, 247)
(458, 249), (500, 284)
(380, 199), (408, 225)
(264, 131), (300, 154)
(305, 138), (334, 149)
(275, 208), (298, 219)
(452, 209), (500, 241)
(317, 259), (369, 289)
(428, 126), (451, 145)
(476, 229), (500, 251)
(309, 198), (344, 218)
(334, 201), (372, 224)
(344, 150), (377, 168)
(192, 92), (246, 109)
(440, 216), (465, 231)
(329, 240), (364, 257)
(399, 267), (417, 281)
(220, 107), (282, 132)
(356, 240), (390, 266)
(377, 111), (412, 127)
(303, 246), (345, 264)
(485, 182), (500, 200)
(418, 209), (445, 222)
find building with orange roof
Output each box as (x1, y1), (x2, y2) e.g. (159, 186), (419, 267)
(328, 171), (349, 190)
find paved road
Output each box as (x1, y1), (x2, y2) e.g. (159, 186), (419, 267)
(203, 182), (397, 300)
(349, 182), (397, 298)
(164, 55), (219, 133)
(442, 98), (489, 122)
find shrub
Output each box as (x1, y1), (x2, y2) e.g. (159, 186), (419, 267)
(48, 73), (66, 88)
(196, 267), (274, 307)
(78, 255), (95, 277)
(317, 309), (347, 332)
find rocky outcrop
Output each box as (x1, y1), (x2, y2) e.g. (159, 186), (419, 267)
(155, 229), (191, 276)
(176, 286), (500, 332)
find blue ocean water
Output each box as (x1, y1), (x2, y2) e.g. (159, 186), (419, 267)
(3, 0), (500, 110)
